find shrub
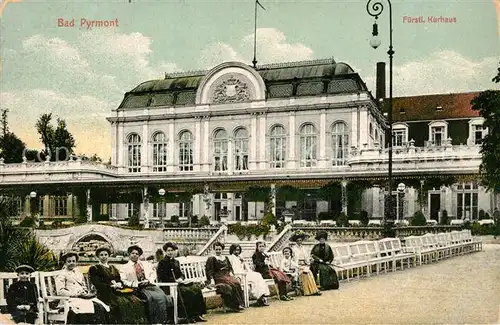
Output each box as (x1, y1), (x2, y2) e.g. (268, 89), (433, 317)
(19, 217), (36, 228)
(479, 209), (485, 220)
(317, 212), (334, 221)
(127, 213), (140, 228)
(336, 213), (349, 227)
(410, 211), (427, 226)
(261, 212), (277, 227)
(51, 220), (63, 228)
(440, 210), (449, 225)
(199, 215), (210, 227)
(360, 210), (369, 226)
(11, 236), (58, 271)
(190, 215), (199, 226)
(170, 215), (180, 223)
(95, 214), (110, 222)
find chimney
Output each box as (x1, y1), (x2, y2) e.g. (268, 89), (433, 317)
(376, 62), (386, 102)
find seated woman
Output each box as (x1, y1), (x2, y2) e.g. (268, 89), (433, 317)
(290, 231), (321, 296)
(88, 246), (147, 324)
(252, 241), (292, 301)
(205, 242), (245, 312)
(120, 245), (171, 324)
(310, 231), (339, 290)
(55, 252), (109, 324)
(227, 244), (270, 307)
(6, 265), (39, 324)
(279, 247), (300, 295)
(157, 242), (207, 323)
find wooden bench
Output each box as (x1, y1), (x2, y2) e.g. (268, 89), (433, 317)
(376, 238), (416, 271)
(38, 270), (71, 325)
(459, 230), (482, 252)
(177, 256), (250, 308)
(0, 271), (44, 325)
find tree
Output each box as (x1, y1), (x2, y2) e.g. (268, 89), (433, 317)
(35, 113), (76, 161)
(0, 109), (26, 163)
(80, 153), (103, 162)
(472, 85), (500, 191)
(493, 61), (500, 84)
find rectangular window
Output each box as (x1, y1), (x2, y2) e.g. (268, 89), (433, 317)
(473, 125), (484, 145)
(54, 196), (68, 216)
(456, 182), (479, 220)
(127, 203), (138, 219)
(431, 126), (444, 146)
(392, 129), (406, 147)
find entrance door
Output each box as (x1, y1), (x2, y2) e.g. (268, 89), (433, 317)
(430, 194), (440, 221)
(235, 206), (241, 221)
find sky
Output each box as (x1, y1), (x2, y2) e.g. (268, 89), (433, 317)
(0, 0), (499, 160)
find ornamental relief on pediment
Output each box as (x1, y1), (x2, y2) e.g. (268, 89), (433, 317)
(210, 74), (254, 104)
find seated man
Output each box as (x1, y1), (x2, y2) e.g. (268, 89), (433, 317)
(6, 265), (39, 324)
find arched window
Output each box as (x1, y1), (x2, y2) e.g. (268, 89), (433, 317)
(269, 125), (286, 168)
(213, 129), (228, 171)
(332, 122), (349, 166)
(127, 133), (141, 173)
(234, 128), (249, 171)
(152, 131), (167, 172)
(178, 131), (193, 171)
(300, 123), (317, 167)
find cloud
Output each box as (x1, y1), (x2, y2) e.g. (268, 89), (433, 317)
(362, 51), (498, 96)
(198, 28), (314, 68)
(1, 89), (113, 159)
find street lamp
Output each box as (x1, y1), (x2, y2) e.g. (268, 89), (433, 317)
(158, 188), (166, 228)
(397, 183), (406, 221)
(366, 0), (395, 231)
(29, 191), (37, 217)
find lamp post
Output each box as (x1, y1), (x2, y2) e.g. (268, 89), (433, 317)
(158, 188), (166, 228)
(366, 0), (395, 231)
(29, 191), (37, 217)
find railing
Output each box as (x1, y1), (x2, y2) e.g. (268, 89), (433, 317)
(266, 224), (293, 252)
(163, 227), (219, 242)
(394, 225), (463, 237)
(196, 225), (228, 256)
(0, 158), (118, 173)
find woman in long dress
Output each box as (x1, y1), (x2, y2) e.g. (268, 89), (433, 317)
(157, 242), (207, 323)
(119, 245), (171, 324)
(204, 242), (245, 312)
(55, 251), (109, 324)
(290, 231), (321, 296)
(252, 241), (292, 301)
(310, 231), (340, 290)
(88, 246), (147, 324)
(227, 244), (270, 307)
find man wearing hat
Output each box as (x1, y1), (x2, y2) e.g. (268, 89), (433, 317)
(120, 245), (171, 324)
(158, 242), (207, 323)
(6, 265), (39, 324)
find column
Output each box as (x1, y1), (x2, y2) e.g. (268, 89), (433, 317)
(141, 122), (149, 172)
(117, 122), (125, 167)
(341, 180), (348, 214)
(258, 113), (266, 169)
(270, 183), (277, 217)
(143, 186), (150, 229)
(203, 118), (210, 172)
(195, 117), (202, 172)
(86, 189), (92, 223)
(227, 138), (233, 175)
(74, 195), (80, 218)
(167, 121), (175, 172)
(288, 113), (296, 169)
(227, 193), (234, 221)
(358, 107), (368, 148)
(202, 184), (213, 219)
(249, 114), (258, 169)
(351, 108), (359, 149)
(111, 121), (118, 165)
(319, 110), (327, 167)
(372, 185), (381, 219)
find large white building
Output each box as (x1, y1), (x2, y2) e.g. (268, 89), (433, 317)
(0, 59), (495, 225)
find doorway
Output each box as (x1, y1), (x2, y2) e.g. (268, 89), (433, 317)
(430, 194), (441, 221)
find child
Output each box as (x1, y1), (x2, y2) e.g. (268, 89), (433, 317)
(279, 247), (300, 295)
(6, 265), (39, 324)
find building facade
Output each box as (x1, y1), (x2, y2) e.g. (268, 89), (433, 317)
(0, 59), (496, 225)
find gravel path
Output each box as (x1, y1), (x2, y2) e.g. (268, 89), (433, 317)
(204, 244), (500, 324)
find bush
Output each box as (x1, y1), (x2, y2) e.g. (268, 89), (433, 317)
(410, 211), (427, 226)
(479, 209), (485, 220)
(440, 210), (449, 225)
(317, 212), (332, 221)
(11, 236), (59, 271)
(336, 213), (349, 227)
(19, 217), (36, 228)
(95, 214), (110, 222)
(261, 212), (277, 227)
(199, 215), (210, 227)
(127, 213), (140, 228)
(170, 215), (180, 223)
(360, 210), (369, 226)
(51, 220), (63, 228)
(190, 215), (199, 226)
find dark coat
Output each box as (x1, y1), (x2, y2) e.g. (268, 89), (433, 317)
(6, 280), (38, 324)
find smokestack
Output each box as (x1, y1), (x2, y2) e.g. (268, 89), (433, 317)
(376, 62), (386, 102)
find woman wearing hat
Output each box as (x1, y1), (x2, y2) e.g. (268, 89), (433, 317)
(310, 231), (339, 290)
(205, 242), (245, 312)
(6, 265), (39, 324)
(88, 246), (147, 324)
(119, 245), (171, 324)
(289, 231), (321, 296)
(157, 242), (207, 323)
(55, 251), (109, 324)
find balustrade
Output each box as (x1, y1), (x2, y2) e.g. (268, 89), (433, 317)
(162, 227), (219, 242)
